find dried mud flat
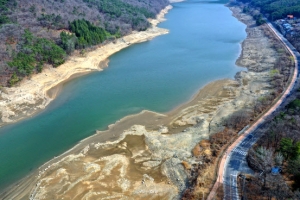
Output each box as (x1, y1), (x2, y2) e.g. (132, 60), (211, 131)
(0, 5), (282, 200)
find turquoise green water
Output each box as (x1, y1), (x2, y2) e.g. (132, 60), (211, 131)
(0, 0), (246, 191)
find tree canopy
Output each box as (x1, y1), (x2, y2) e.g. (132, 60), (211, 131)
(0, 0), (169, 87)
(8, 30), (66, 77)
(70, 19), (109, 48)
(238, 0), (300, 20)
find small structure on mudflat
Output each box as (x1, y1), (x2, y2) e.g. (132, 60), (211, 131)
(271, 166), (281, 175)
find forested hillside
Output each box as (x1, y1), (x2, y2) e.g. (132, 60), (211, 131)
(0, 0), (169, 86)
(238, 0), (300, 20)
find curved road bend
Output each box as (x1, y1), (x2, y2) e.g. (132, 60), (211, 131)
(207, 21), (300, 200)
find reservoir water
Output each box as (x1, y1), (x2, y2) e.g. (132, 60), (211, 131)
(0, 0), (246, 191)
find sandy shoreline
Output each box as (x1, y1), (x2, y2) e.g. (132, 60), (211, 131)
(0, 2), (286, 200)
(0, 5), (172, 127)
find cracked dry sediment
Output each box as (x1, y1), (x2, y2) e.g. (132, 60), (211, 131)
(1, 5), (281, 200)
(0, 5), (172, 127)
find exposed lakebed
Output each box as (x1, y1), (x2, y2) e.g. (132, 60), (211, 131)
(0, 0), (246, 192)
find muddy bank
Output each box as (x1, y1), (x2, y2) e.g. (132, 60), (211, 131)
(0, 5), (172, 127)
(0, 4), (282, 200)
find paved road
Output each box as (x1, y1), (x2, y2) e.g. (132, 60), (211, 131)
(223, 132), (260, 199)
(208, 20), (300, 200)
(222, 22), (300, 200)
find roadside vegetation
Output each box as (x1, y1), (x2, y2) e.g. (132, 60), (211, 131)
(182, 108), (260, 199)
(239, 0), (300, 20)
(240, 0), (300, 55)
(241, 92), (300, 199)
(0, 0), (169, 87)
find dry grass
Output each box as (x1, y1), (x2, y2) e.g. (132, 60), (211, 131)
(182, 161), (191, 170)
(199, 140), (210, 148)
(192, 144), (201, 157)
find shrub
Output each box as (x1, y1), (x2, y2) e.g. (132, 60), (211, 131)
(288, 99), (300, 109)
(8, 29), (66, 74)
